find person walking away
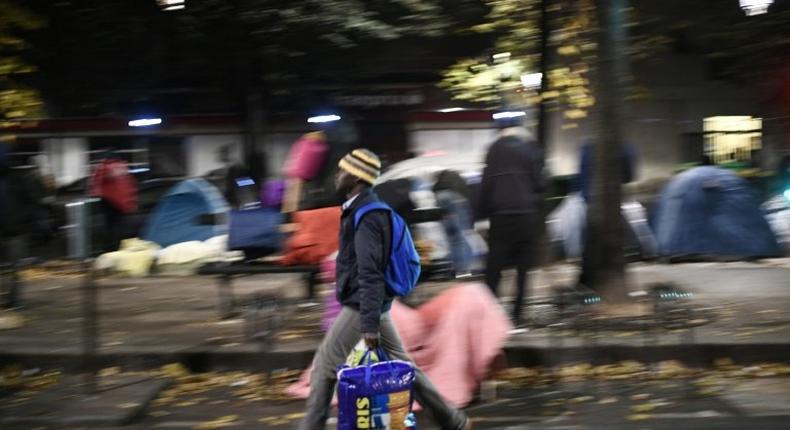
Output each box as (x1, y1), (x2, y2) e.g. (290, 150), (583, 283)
(433, 170), (475, 276)
(88, 150), (138, 252)
(300, 149), (470, 430)
(576, 142), (636, 287)
(0, 143), (40, 308)
(478, 119), (545, 327)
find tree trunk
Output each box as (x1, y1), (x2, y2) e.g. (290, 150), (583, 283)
(537, 0), (550, 151)
(535, 0), (553, 267)
(582, 0), (629, 303)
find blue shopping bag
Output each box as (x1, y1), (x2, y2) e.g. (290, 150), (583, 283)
(337, 347), (416, 430)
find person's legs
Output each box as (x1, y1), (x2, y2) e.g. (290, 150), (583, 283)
(485, 216), (509, 296)
(101, 200), (125, 252)
(300, 307), (362, 430)
(2, 235), (24, 309)
(511, 214), (534, 326)
(379, 313), (467, 430)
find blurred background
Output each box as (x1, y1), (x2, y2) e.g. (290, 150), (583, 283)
(0, 1), (789, 429)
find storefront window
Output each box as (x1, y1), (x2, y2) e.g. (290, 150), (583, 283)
(702, 116), (762, 165)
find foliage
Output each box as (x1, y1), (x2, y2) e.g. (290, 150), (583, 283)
(440, 0), (669, 126)
(0, 0), (45, 121)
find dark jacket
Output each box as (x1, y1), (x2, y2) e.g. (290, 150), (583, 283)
(479, 134), (546, 218)
(0, 155), (41, 239)
(336, 189), (393, 334)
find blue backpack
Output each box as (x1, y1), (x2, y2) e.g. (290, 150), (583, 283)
(353, 202), (421, 297)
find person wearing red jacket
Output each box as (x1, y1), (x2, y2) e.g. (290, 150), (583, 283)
(88, 154), (138, 252)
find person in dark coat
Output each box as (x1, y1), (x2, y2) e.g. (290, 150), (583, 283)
(0, 143), (40, 308)
(300, 149), (470, 430)
(577, 141), (636, 202)
(479, 120), (545, 326)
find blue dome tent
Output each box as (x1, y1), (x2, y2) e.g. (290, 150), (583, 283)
(653, 166), (781, 261)
(142, 179), (229, 248)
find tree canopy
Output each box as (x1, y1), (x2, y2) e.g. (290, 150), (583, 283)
(0, 0), (45, 121)
(439, 0), (670, 128)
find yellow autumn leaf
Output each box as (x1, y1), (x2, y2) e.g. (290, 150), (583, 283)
(98, 367), (122, 377)
(631, 403), (656, 413)
(194, 415), (240, 430)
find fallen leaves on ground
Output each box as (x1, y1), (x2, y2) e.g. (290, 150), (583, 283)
(19, 261), (85, 281)
(194, 414), (240, 429)
(631, 403), (657, 413)
(150, 364), (302, 410)
(259, 412), (305, 426)
(0, 365), (60, 391)
(98, 367), (122, 377)
(493, 360), (790, 387)
(0, 311), (25, 330)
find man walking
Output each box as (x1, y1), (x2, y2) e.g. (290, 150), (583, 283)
(300, 149), (470, 430)
(479, 118), (545, 327)
(0, 143), (39, 309)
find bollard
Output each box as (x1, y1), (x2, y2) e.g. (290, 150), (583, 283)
(1, 236), (26, 309)
(81, 260), (98, 394)
(218, 274), (237, 319)
(68, 198), (100, 394)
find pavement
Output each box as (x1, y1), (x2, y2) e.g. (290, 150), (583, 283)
(1, 259), (788, 371)
(1, 259), (789, 429)
(3, 367), (789, 429)
(0, 373), (171, 428)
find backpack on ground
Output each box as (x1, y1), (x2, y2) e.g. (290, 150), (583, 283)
(353, 202), (421, 297)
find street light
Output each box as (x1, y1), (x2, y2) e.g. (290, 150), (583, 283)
(307, 114), (341, 123)
(158, 0), (185, 11)
(739, 0), (773, 16)
(128, 118), (162, 127)
(520, 72), (543, 90)
(492, 111), (526, 120)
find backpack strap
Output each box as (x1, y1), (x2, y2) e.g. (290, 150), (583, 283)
(353, 202), (399, 263)
(353, 202), (391, 229)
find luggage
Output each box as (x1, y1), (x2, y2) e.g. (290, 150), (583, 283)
(279, 206), (341, 265)
(261, 179), (286, 209)
(337, 348), (416, 430)
(283, 132), (329, 181)
(228, 209), (283, 259)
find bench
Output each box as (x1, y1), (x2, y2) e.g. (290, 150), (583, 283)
(197, 261), (320, 318)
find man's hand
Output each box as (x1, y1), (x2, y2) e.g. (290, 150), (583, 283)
(363, 332), (379, 350)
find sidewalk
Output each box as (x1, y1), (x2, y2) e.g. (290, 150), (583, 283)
(1, 260), (789, 371)
(3, 364), (789, 429)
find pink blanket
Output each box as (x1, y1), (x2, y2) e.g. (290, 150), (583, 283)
(286, 282), (512, 408)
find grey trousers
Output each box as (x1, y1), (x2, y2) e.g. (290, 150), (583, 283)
(300, 307), (467, 430)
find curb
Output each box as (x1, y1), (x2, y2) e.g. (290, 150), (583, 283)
(2, 343), (788, 372)
(0, 378), (172, 428)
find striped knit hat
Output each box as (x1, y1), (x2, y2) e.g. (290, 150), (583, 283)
(338, 149), (381, 185)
